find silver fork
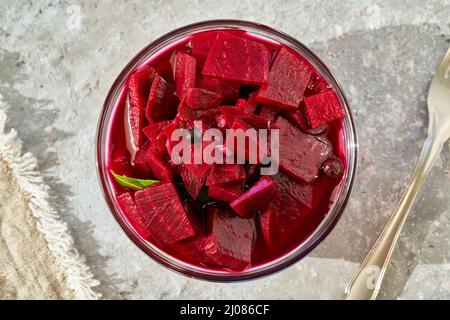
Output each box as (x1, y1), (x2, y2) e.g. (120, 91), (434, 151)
(343, 46), (450, 300)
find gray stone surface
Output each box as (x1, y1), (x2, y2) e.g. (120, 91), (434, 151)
(0, 0), (449, 299)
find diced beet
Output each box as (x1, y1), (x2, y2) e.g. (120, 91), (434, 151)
(178, 100), (220, 128)
(276, 116), (332, 182)
(205, 208), (255, 270)
(230, 176), (278, 217)
(143, 121), (171, 155)
(202, 32), (270, 85)
(185, 87), (223, 110)
(178, 165), (203, 199)
(264, 172), (314, 236)
(171, 51), (196, 99)
(169, 235), (218, 266)
(133, 141), (152, 177)
(225, 117), (262, 163)
(282, 106), (310, 131)
(145, 74), (176, 123)
(208, 181), (245, 202)
(189, 31), (218, 67)
(109, 153), (133, 177)
(125, 67), (154, 160)
(144, 149), (175, 181)
(256, 47), (312, 111)
(197, 76), (240, 103)
(272, 171), (314, 209)
(305, 74), (329, 96)
(259, 209), (276, 247)
(304, 89), (345, 128)
(134, 182), (197, 245)
(206, 164), (246, 186)
(259, 105), (279, 122)
(219, 106), (268, 129)
(283, 105), (330, 135)
(116, 192), (151, 240)
(179, 152), (212, 199)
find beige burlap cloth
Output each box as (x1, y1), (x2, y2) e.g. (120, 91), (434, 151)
(0, 98), (100, 300)
(0, 159), (74, 299)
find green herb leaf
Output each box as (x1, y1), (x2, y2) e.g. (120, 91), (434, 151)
(110, 171), (159, 190)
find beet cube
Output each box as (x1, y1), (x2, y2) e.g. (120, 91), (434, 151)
(256, 47), (312, 111)
(133, 140), (152, 177)
(178, 99), (220, 128)
(145, 74), (176, 123)
(189, 31), (218, 68)
(282, 105), (310, 131)
(276, 116), (331, 182)
(185, 87), (223, 110)
(305, 74), (330, 96)
(171, 51), (197, 99)
(143, 120), (171, 155)
(202, 32), (270, 85)
(144, 149), (175, 181)
(259, 105), (279, 122)
(272, 171), (314, 209)
(230, 176), (278, 217)
(219, 106), (268, 129)
(109, 152), (133, 178)
(205, 208), (255, 270)
(264, 172), (314, 237)
(207, 181), (245, 202)
(179, 155), (212, 199)
(134, 182), (197, 245)
(259, 209), (276, 247)
(116, 192), (151, 240)
(197, 76), (240, 103)
(125, 67), (154, 160)
(206, 164), (246, 186)
(304, 89), (345, 128)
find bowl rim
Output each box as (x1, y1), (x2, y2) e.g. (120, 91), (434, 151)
(96, 19), (358, 282)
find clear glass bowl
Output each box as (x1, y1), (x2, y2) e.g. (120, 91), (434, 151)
(96, 20), (358, 281)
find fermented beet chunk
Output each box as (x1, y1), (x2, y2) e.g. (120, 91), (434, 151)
(304, 89), (345, 128)
(255, 47), (312, 111)
(264, 172), (314, 238)
(171, 51), (196, 99)
(197, 76), (240, 103)
(125, 67), (154, 160)
(259, 209), (276, 247)
(276, 116), (331, 182)
(134, 182), (198, 245)
(206, 164), (246, 186)
(144, 149), (175, 181)
(207, 181), (245, 202)
(185, 87), (223, 110)
(202, 32), (270, 85)
(205, 208), (256, 270)
(230, 176), (278, 217)
(145, 74), (176, 123)
(116, 192), (151, 240)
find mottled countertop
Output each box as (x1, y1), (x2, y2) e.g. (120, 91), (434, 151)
(1, 1), (449, 299)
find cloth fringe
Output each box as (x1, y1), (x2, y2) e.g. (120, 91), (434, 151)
(0, 96), (101, 300)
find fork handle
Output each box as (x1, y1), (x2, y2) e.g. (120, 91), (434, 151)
(343, 135), (444, 300)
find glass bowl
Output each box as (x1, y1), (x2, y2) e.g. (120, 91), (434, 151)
(96, 20), (358, 281)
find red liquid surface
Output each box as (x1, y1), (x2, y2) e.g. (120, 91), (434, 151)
(105, 30), (347, 272)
